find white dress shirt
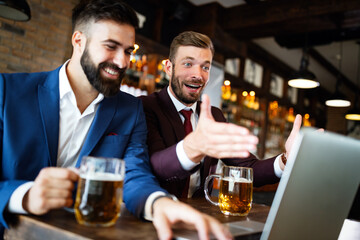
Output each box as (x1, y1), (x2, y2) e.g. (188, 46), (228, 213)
(57, 61), (103, 167)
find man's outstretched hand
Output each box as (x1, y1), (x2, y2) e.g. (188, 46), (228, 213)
(183, 94), (258, 163)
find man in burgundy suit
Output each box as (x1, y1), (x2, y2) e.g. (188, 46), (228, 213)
(141, 31), (301, 198)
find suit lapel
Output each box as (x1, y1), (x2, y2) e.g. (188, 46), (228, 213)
(76, 96), (117, 167)
(38, 68), (60, 167)
(158, 88), (185, 141)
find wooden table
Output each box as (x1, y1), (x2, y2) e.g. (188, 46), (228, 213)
(5, 198), (270, 240)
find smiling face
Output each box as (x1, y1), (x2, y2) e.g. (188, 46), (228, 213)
(167, 46), (212, 106)
(80, 20), (135, 96)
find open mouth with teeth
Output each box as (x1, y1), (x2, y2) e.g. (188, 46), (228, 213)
(103, 67), (120, 78)
(184, 83), (203, 90)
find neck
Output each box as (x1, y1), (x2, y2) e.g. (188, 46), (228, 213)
(66, 59), (99, 113)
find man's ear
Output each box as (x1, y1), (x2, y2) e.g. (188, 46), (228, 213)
(164, 59), (173, 78)
(72, 30), (86, 53)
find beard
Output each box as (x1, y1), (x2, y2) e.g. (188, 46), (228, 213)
(170, 67), (203, 105)
(80, 46), (126, 97)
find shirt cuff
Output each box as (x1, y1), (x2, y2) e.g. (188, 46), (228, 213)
(8, 181), (34, 214)
(176, 140), (200, 171)
(273, 155), (283, 178)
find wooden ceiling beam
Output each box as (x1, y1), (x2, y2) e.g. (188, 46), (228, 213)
(308, 48), (360, 94)
(221, 0), (360, 31)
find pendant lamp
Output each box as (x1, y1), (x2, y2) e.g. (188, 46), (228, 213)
(345, 106), (360, 121)
(326, 42), (351, 107)
(288, 2), (319, 89)
(325, 89), (351, 107)
(345, 41), (360, 121)
(288, 51), (319, 89)
(0, 0), (31, 21)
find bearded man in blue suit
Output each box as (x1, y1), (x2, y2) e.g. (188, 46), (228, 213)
(0, 1), (232, 240)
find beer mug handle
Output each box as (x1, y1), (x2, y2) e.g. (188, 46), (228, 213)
(204, 174), (220, 206)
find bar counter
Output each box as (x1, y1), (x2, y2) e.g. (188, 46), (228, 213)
(5, 198), (270, 240)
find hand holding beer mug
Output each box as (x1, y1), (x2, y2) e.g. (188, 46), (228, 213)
(74, 156), (125, 227)
(204, 166), (253, 216)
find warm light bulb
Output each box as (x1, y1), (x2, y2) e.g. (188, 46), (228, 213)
(224, 80), (231, 86)
(249, 91), (255, 96)
(130, 55), (136, 63)
(345, 114), (360, 121)
(242, 91), (248, 97)
(288, 79), (320, 89)
(230, 93), (237, 102)
(134, 44), (139, 52)
(325, 99), (351, 107)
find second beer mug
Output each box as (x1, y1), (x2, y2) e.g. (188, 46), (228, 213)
(74, 156), (125, 227)
(204, 166), (253, 216)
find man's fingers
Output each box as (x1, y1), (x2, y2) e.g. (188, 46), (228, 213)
(193, 214), (211, 240)
(153, 209), (173, 240)
(35, 178), (76, 190)
(38, 167), (79, 182)
(208, 122), (251, 136)
(290, 114), (302, 135)
(24, 167), (79, 215)
(205, 134), (258, 146)
(199, 94), (214, 121)
(35, 187), (74, 199)
(206, 216), (233, 240)
(42, 197), (74, 209)
(25, 188), (74, 215)
(153, 199), (233, 240)
(190, 213), (232, 240)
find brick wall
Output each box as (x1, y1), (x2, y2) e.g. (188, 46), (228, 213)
(326, 106), (350, 135)
(0, 0), (79, 73)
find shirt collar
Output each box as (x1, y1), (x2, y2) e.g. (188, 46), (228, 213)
(167, 86), (197, 113)
(59, 60), (72, 100)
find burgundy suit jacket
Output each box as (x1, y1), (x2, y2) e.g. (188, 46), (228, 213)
(140, 87), (279, 198)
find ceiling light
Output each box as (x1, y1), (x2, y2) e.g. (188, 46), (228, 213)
(0, 0), (31, 21)
(326, 84), (351, 107)
(326, 99), (351, 108)
(288, 54), (319, 89)
(326, 42), (351, 107)
(345, 107), (360, 121)
(345, 41), (360, 121)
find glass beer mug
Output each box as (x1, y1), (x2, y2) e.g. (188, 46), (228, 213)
(204, 166), (253, 216)
(74, 156), (125, 227)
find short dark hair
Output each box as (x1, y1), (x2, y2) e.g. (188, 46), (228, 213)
(169, 31), (214, 63)
(72, 0), (139, 33)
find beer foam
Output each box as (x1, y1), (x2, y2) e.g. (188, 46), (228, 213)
(80, 172), (124, 181)
(222, 176), (252, 183)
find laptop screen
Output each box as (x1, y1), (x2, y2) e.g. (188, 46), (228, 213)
(261, 128), (360, 240)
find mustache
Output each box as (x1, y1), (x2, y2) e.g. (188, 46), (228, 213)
(99, 62), (126, 76)
(184, 78), (204, 85)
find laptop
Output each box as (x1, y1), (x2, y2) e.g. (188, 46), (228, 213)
(174, 128), (360, 240)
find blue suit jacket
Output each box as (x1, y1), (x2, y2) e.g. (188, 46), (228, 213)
(0, 67), (165, 229)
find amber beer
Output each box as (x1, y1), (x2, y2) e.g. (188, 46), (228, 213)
(75, 172), (123, 227)
(74, 157), (125, 227)
(219, 177), (253, 216)
(204, 166), (253, 216)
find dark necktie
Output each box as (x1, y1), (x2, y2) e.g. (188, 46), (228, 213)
(179, 109), (193, 198)
(180, 109), (193, 136)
